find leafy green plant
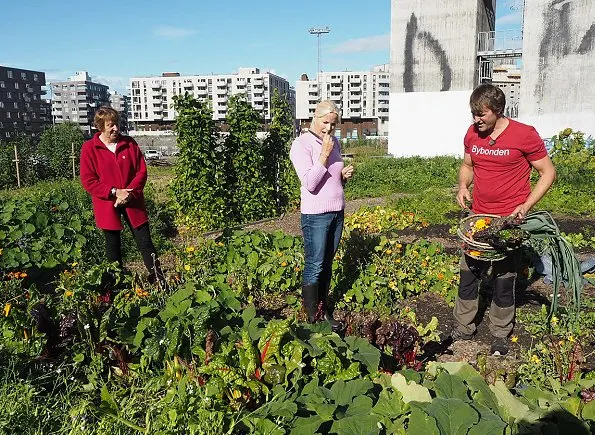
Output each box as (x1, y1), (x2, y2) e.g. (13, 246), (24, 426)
(36, 122), (85, 180)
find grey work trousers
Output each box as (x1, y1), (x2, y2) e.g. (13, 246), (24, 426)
(453, 250), (520, 338)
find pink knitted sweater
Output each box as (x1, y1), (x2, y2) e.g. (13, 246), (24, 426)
(290, 131), (345, 214)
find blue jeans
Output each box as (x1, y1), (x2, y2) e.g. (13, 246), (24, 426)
(301, 211), (344, 288)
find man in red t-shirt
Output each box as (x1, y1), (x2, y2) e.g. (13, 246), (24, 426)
(451, 84), (556, 355)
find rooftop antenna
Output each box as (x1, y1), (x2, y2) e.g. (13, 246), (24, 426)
(309, 26), (330, 100)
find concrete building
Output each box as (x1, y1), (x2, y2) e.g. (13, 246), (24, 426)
(109, 91), (130, 133)
(389, 0), (496, 156)
(129, 68), (294, 131)
(0, 65), (49, 141)
(295, 65), (390, 138)
(50, 71), (110, 136)
(491, 63), (521, 119)
(518, 0), (595, 139)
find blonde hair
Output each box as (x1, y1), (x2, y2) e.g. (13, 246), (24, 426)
(313, 100), (341, 122)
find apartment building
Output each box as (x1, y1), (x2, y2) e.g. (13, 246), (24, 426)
(295, 65), (390, 138)
(492, 63), (521, 118)
(51, 71), (110, 136)
(0, 65), (49, 141)
(129, 67), (294, 131)
(109, 91), (130, 133)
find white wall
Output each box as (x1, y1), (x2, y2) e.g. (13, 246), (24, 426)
(520, 0), (595, 139)
(388, 90), (470, 157)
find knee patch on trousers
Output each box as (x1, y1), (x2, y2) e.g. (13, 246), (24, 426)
(458, 270), (479, 300)
(493, 273), (515, 307)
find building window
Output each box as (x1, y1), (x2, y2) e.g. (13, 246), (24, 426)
(7, 70), (13, 78)
(33, 74), (38, 82)
(21, 72), (26, 80)
(14, 82), (19, 89)
(6, 92), (11, 99)
(6, 112), (11, 119)
(13, 102), (18, 109)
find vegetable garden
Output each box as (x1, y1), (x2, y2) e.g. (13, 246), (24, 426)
(1, 111), (595, 434)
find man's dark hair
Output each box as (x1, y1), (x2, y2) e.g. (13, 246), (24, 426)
(470, 84), (506, 116)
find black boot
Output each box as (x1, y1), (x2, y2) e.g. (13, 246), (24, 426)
(319, 283), (342, 332)
(302, 284), (318, 323)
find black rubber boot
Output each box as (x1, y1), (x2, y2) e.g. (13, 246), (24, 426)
(319, 283), (343, 332)
(302, 284), (318, 323)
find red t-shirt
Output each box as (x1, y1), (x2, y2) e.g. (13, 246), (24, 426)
(464, 119), (547, 216)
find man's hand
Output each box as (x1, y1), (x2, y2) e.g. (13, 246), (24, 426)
(456, 186), (472, 209)
(114, 188), (133, 207)
(342, 164), (354, 181)
(510, 203), (529, 222)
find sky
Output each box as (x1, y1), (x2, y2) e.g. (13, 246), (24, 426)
(0, 0), (522, 94)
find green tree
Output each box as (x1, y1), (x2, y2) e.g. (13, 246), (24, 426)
(224, 94), (274, 222)
(262, 89), (299, 213)
(171, 93), (229, 230)
(0, 134), (37, 189)
(37, 122), (85, 180)
(549, 128), (595, 189)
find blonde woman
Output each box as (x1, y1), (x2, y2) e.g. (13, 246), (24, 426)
(290, 101), (353, 331)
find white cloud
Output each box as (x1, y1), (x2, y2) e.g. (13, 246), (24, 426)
(331, 34), (390, 54)
(153, 25), (196, 39)
(496, 11), (523, 27)
(93, 75), (129, 93)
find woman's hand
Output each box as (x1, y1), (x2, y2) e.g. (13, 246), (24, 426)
(114, 188), (133, 207)
(342, 164), (354, 181)
(319, 133), (335, 166)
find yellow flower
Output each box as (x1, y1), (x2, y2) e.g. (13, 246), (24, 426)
(385, 249), (393, 255)
(396, 244), (402, 249)
(231, 389), (242, 399)
(216, 241), (224, 247)
(71, 262), (78, 267)
(184, 264), (191, 271)
(0, 248), (4, 255)
(135, 287), (149, 297)
(530, 354), (541, 364)
(65, 291), (74, 297)
(389, 281), (396, 289)
(437, 272), (445, 280)
(281, 262), (287, 267)
(186, 246), (195, 253)
(3, 303), (11, 317)
(568, 334), (575, 343)
(295, 266), (301, 272)
(511, 336), (518, 343)
(550, 316), (559, 325)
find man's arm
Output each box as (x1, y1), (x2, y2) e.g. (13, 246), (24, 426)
(511, 156), (556, 220)
(456, 152), (474, 209)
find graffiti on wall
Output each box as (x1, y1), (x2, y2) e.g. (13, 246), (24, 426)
(403, 13), (452, 92)
(536, 0), (595, 109)
(483, 0), (496, 30)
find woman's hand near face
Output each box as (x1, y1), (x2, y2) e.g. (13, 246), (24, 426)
(342, 164), (354, 181)
(319, 134), (335, 166)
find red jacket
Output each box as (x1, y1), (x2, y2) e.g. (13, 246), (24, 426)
(80, 133), (149, 230)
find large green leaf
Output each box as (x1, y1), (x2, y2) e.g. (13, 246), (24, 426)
(467, 405), (507, 435)
(433, 372), (469, 401)
(391, 373), (431, 403)
(582, 399), (595, 421)
(424, 397), (479, 435)
(330, 379), (374, 406)
(345, 395), (374, 417)
(306, 402), (337, 421)
(406, 407), (439, 435)
(329, 415), (381, 435)
(344, 336), (381, 373)
(371, 389), (404, 418)
(489, 380), (542, 425)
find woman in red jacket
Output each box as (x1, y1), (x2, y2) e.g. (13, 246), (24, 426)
(80, 107), (166, 287)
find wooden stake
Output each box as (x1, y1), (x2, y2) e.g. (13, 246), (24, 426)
(12, 144), (21, 188)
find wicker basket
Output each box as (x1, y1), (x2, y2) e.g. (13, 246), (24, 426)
(456, 214), (509, 261)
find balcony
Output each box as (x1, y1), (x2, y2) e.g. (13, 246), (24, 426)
(350, 86), (361, 93)
(151, 83), (162, 90)
(196, 88), (208, 96)
(330, 93), (341, 101)
(350, 102), (361, 109)
(183, 83), (193, 89)
(331, 82), (342, 88)
(331, 78), (341, 84)
(253, 94), (264, 102)
(350, 77), (361, 84)
(216, 82), (227, 89)
(378, 77), (389, 85)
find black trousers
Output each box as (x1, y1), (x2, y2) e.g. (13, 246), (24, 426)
(102, 208), (159, 273)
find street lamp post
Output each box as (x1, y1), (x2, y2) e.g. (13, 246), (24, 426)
(309, 26), (330, 100)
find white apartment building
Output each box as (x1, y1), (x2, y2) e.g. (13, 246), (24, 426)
(129, 67), (294, 131)
(295, 65), (390, 138)
(491, 63), (521, 119)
